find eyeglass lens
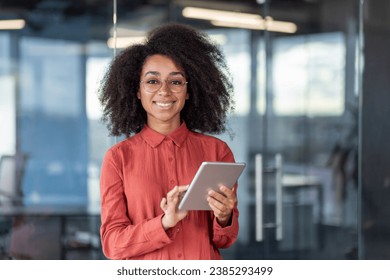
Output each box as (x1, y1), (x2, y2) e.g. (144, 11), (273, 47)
(142, 78), (187, 93)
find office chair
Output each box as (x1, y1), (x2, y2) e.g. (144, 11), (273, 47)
(0, 153), (28, 258)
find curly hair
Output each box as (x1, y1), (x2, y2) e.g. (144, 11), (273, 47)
(99, 22), (235, 137)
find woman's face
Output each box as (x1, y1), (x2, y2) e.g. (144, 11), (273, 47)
(138, 54), (189, 132)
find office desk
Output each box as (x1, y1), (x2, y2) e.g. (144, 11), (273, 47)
(0, 204), (102, 259)
(282, 174), (323, 223)
(281, 174), (323, 251)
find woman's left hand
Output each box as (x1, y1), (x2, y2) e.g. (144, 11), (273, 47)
(207, 185), (237, 227)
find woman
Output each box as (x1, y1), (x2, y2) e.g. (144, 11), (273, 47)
(99, 23), (239, 260)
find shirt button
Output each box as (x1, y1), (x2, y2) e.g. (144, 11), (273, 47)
(168, 157), (173, 161)
(177, 253), (182, 258)
(170, 180), (175, 185)
(176, 228), (180, 232)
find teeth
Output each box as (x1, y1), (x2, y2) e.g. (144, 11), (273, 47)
(155, 102), (173, 107)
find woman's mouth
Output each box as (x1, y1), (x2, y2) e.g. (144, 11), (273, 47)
(154, 101), (175, 108)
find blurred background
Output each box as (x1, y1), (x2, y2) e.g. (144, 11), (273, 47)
(0, 0), (389, 260)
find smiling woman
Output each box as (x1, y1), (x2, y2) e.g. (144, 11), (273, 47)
(98, 23), (240, 260)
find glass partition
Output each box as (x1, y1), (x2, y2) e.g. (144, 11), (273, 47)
(1, 0), (387, 261)
(0, 0), (114, 259)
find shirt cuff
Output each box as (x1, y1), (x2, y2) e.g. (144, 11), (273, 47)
(142, 214), (174, 245)
(213, 211), (238, 236)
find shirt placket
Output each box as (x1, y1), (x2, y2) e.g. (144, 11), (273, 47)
(166, 139), (177, 188)
(165, 138), (184, 259)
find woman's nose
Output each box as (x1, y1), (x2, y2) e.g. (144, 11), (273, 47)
(158, 80), (170, 95)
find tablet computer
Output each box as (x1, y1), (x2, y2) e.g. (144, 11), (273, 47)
(178, 161), (246, 211)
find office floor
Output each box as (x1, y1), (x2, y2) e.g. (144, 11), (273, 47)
(223, 224), (358, 260)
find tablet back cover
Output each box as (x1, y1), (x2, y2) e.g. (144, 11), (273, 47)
(178, 162), (245, 211)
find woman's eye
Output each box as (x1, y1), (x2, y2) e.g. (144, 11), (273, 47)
(147, 79), (159, 84)
(170, 80), (183, 85)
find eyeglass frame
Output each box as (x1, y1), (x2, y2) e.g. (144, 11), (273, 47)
(140, 78), (189, 93)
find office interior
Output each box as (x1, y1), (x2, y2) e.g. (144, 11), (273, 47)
(0, 0), (389, 260)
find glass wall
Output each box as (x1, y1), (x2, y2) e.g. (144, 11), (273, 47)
(0, 0), (389, 260)
(0, 1), (114, 259)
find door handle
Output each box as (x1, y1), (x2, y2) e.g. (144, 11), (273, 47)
(255, 153), (283, 242)
(275, 153), (283, 241)
(255, 154), (263, 241)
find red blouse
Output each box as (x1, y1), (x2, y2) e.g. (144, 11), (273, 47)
(100, 122), (239, 260)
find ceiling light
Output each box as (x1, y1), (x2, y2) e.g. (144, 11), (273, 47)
(107, 36), (145, 49)
(183, 7), (262, 25)
(263, 17), (297, 33)
(0, 19), (25, 30)
(211, 17), (297, 33)
(182, 7), (297, 34)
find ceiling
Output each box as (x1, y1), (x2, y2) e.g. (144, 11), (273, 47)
(0, 0), (320, 21)
(0, 0), (342, 41)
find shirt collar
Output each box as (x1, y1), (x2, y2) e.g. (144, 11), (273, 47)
(140, 122), (189, 148)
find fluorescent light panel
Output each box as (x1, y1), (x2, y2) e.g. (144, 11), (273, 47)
(183, 7), (262, 24)
(182, 7), (297, 34)
(0, 19), (25, 30)
(211, 18), (297, 34)
(107, 36), (145, 49)
(263, 18), (297, 33)
(107, 34), (227, 49)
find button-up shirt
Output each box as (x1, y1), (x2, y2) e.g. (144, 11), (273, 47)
(100, 122), (239, 259)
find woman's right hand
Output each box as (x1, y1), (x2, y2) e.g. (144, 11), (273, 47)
(160, 185), (189, 230)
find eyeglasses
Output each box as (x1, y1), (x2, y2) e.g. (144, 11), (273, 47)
(140, 77), (188, 93)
